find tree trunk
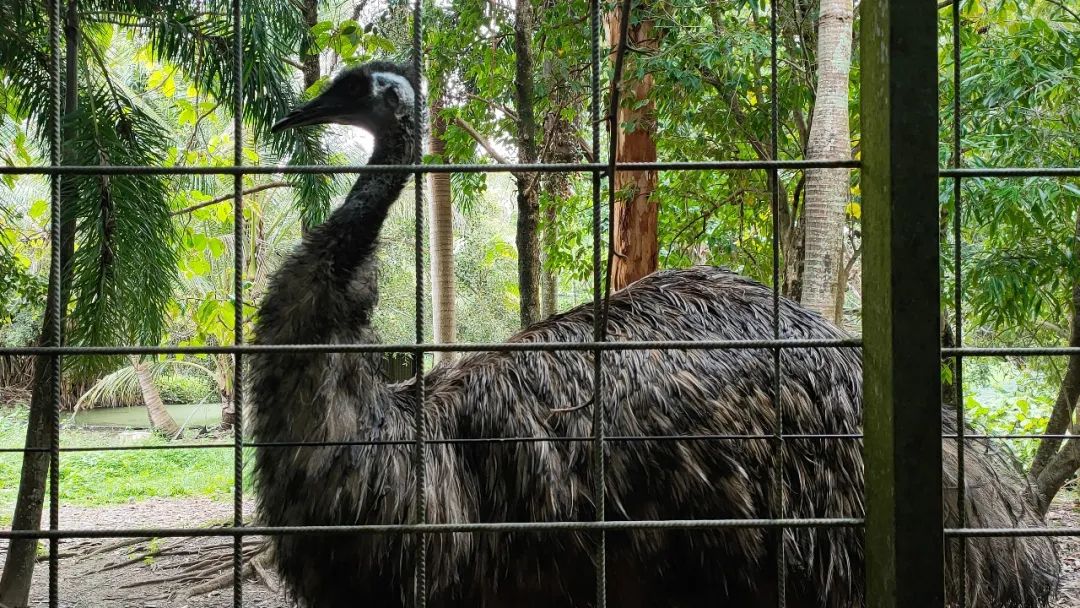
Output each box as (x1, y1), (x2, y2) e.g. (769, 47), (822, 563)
(128, 356), (181, 438)
(212, 351), (234, 428)
(1029, 209), (1080, 513)
(299, 0), (319, 237)
(941, 315), (959, 408)
(0, 3), (77, 605)
(513, 0), (541, 327)
(799, 0), (853, 325)
(539, 51), (578, 319)
(606, 7), (660, 292)
(541, 203), (559, 318)
(428, 102), (456, 363)
(1030, 284), (1080, 514)
(781, 179), (804, 300)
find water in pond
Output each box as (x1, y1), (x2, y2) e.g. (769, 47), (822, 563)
(69, 402), (222, 429)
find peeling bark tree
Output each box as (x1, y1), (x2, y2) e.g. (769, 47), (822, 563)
(428, 101), (457, 363)
(606, 5), (660, 292)
(800, 0), (853, 325)
(513, 0), (541, 327)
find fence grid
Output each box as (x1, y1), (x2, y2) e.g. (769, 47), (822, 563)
(1, 2), (1077, 608)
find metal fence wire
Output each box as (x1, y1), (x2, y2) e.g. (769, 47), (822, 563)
(1, 1), (1079, 607)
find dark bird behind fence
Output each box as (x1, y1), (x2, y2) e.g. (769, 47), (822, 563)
(249, 60), (1059, 608)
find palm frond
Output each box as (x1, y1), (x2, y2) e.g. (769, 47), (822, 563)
(118, 0), (335, 225)
(64, 81), (178, 375)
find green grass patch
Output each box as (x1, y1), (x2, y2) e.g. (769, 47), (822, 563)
(1, 406), (244, 511)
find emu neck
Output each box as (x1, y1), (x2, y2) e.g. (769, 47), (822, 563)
(311, 122), (418, 287)
(250, 121), (417, 451)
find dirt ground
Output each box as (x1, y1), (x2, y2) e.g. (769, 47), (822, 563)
(0, 494), (1077, 607)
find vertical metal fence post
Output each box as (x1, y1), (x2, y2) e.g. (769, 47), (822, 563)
(861, 1), (944, 607)
(411, 1), (429, 606)
(231, 0), (245, 605)
(768, 1), (786, 606)
(950, 3), (968, 605)
(589, 0), (606, 605)
(47, 1), (64, 606)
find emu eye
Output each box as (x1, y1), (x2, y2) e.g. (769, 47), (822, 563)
(383, 86), (400, 107)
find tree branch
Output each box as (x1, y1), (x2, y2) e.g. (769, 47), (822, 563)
(452, 117), (510, 165)
(1046, 0), (1080, 24)
(1029, 211), (1080, 512)
(171, 182), (291, 217)
(465, 93), (518, 121)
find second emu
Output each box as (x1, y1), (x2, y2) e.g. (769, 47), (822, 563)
(249, 61), (1059, 607)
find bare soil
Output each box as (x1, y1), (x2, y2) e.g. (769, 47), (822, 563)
(0, 498), (288, 608)
(1047, 491), (1080, 608)
(1, 494), (1078, 607)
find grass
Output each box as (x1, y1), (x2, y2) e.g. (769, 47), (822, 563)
(0, 405), (244, 513)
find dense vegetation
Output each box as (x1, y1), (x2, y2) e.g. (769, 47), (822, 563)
(0, 0), (1077, 603)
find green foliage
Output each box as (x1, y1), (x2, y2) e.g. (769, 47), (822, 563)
(370, 174), (523, 345)
(938, 1), (1080, 399)
(63, 89), (179, 374)
(0, 0), (336, 384)
(963, 358), (1057, 465)
(0, 406), (239, 508)
(156, 373), (214, 404)
(0, 249), (45, 347)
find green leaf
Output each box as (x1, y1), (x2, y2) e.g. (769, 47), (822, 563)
(29, 199), (48, 222)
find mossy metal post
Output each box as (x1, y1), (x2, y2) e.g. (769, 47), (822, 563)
(861, 1), (944, 606)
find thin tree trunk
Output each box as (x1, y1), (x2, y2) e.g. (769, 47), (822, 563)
(941, 315), (959, 408)
(212, 350), (234, 428)
(606, 6), (660, 292)
(541, 203), (559, 318)
(428, 101), (456, 363)
(128, 356), (181, 438)
(1029, 209), (1080, 513)
(780, 179), (803, 300)
(0, 3), (77, 605)
(799, 0), (853, 325)
(299, 0), (319, 237)
(513, 0), (541, 327)
(1030, 287), (1080, 514)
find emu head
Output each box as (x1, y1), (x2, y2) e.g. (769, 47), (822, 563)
(271, 61), (419, 137)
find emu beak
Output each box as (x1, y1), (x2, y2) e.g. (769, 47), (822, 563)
(271, 97), (337, 133)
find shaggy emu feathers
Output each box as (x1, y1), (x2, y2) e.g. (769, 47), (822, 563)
(250, 60), (1057, 608)
(253, 269), (1058, 608)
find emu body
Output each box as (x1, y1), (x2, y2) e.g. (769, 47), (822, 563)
(250, 61), (1058, 607)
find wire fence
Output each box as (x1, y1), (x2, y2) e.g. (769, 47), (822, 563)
(1, 1), (1079, 607)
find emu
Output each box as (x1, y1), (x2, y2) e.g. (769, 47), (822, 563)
(250, 61), (1059, 607)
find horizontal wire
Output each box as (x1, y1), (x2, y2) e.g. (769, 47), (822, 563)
(0, 518), (865, 540)
(6, 432), (1075, 455)
(6, 164), (1078, 178)
(8, 342), (1078, 357)
(0, 338), (861, 356)
(0, 160), (858, 176)
(0, 433), (866, 454)
(939, 167), (1080, 177)
(945, 528), (1080, 538)
(4, 521), (1075, 541)
(942, 347), (1080, 356)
